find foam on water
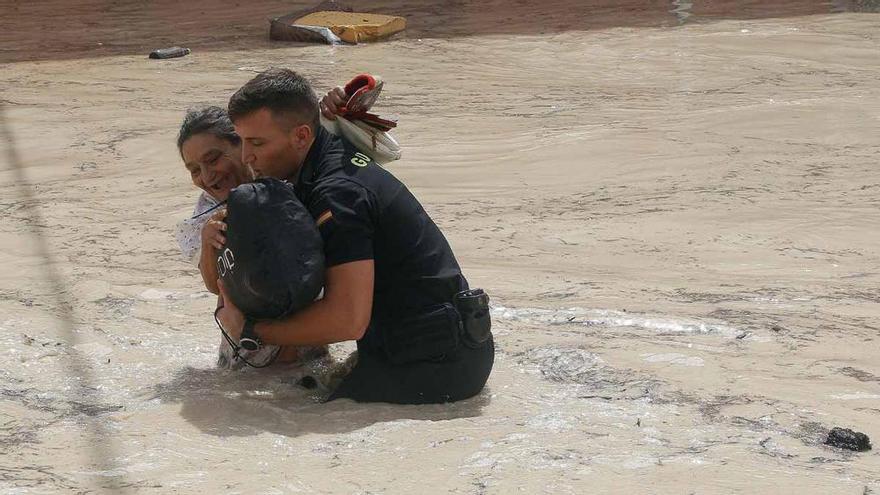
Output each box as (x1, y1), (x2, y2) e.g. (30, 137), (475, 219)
(829, 392), (880, 401)
(139, 289), (178, 300)
(493, 305), (745, 339)
(641, 352), (705, 367)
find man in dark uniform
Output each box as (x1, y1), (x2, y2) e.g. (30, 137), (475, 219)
(215, 68), (494, 404)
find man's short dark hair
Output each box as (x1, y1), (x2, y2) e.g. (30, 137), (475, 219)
(227, 68), (320, 131)
(177, 106), (240, 154)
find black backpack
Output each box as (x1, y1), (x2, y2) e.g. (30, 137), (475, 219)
(218, 178), (324, 319)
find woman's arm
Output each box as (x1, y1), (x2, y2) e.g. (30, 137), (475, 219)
(198, 246), (220, 294)
(198, 209), (227, 294)
(319, 86), (347, 120)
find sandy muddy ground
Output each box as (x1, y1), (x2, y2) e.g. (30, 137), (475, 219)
(1, 0), (879, 493)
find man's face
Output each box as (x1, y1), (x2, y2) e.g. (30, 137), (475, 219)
(233, 108), (312, 180)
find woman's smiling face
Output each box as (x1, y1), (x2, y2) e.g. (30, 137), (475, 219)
(181, 133), (253, 201)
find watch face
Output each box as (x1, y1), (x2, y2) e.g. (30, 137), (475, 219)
(239, 338), (260, 351)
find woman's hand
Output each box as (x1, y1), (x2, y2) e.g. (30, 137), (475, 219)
(320, 86), (347, 120)
(201, 208), (227, 251)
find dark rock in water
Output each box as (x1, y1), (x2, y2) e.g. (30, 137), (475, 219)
(824, 427), (872, 451)
(297, 376), (318, 390)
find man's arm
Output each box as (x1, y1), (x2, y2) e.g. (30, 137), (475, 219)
(216, 259), (374, 346)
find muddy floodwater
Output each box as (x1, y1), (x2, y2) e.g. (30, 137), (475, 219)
(1, 1), (879, 493)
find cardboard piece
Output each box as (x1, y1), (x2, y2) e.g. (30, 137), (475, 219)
(269, 1), (405, 44)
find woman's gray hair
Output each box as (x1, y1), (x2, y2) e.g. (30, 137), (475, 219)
(176, 106), (241, 154)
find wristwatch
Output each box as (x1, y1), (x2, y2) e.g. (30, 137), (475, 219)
(239, 318), (262, 351)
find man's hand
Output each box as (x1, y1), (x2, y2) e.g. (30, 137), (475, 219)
(216, 279), (245, 340)
(320, 86), (347, 120)
(201, 208), (227, 251)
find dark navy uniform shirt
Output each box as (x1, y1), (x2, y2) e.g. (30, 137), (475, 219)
(293, 127), (468, 350)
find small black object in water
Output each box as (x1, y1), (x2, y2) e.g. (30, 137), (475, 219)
(824, 427), (872, 452)
(297, 376), (318, 389)
(148, 47), (191, 59)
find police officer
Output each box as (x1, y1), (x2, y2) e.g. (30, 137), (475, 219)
(215, 68), (494, 404)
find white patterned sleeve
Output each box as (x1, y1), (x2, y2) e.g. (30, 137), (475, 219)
(174, 193), (217, 266)
(175, 217), (205, 266)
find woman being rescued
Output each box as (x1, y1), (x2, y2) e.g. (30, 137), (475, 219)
(174, 105), (328, 368)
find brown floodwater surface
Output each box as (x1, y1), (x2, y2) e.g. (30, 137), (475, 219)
(1, 1), (879, 493)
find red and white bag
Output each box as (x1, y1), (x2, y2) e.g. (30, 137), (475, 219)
(320, 74), (402, 164)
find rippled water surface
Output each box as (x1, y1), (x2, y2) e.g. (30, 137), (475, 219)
(1, 1), (879, 493)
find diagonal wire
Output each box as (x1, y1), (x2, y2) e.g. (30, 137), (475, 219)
(1, 103), (125, 492)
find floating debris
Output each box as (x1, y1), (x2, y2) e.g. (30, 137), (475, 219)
(269, 1), (405, 44)
(148, 47), (191, 59)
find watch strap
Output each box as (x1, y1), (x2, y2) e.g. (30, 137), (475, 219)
(239, 318), (262, 351)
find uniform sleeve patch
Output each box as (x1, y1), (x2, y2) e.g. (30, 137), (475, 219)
(316, 209), (333, 227)
(350, 152), (371, 168)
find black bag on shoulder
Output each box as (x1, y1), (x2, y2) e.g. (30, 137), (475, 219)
(218, 178), (324, 320)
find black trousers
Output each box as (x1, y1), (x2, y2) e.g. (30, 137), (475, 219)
(327, 336), (494, 404)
